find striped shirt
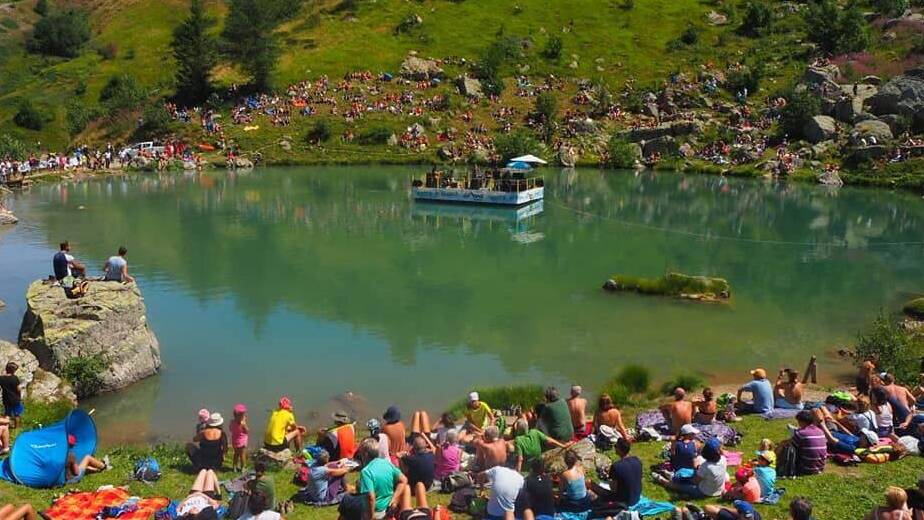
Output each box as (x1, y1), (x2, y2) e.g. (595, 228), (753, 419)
(792, 424), (827, 475)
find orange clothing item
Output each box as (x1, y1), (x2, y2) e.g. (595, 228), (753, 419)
(335, 423), (357, 459)
(382, 421), (406, 457)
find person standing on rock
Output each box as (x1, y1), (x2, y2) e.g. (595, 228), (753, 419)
(0, 362), (22, 430)
(103, 246), (135, 284)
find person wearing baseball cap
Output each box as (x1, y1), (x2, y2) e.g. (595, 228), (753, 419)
(461, 391), (494, 443)
(753, 450), (777, 499)
(669, 424), (700, 473)
(704, 499), (763, 520)
(736, 368), (774, 415)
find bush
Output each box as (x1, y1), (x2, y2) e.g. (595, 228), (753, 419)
(306, 119), (333, 144)
(780, 87), (821, 139)
(137, 103), (172, 137)
(27, 8), (91, 58)
(0, 134), (26, 160)
(606, 135), (640, 168)
(61, 355), (107, 398)
(726, 64), (764, 95)
(854, 311), (921, 386)
(739, 1), (773, 37)
(542, 35), (563, 60)
(598, 379), (633, 407)
(804, 0), (869, 54)
(65, 100), (99, 135)
(96, 43), (118, 60)
(34, 0), (49, 16)
(659, 373), (706, 395)
(358, 125), (393, 145)
(616, 365), (651, 394)
(445, 385), (545, 416)
(100, 74), (146, 111)
(875, 0), (909, 17)
(13, 100), (46, 130)
(494, 128), (541, 163)
(21, 400), (72, 430)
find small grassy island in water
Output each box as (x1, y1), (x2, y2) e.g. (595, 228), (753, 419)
(602, 272), (731, 302)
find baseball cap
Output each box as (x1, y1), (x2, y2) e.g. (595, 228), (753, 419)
(750, 368), (767, 379)
(233, 403), (247, 414)
(468, 391), (480, 402)
(679, 424), (700, 436)
(756, 450), (776, 466)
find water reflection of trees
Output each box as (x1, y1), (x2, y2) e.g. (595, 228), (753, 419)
(27, 168), (924, 382)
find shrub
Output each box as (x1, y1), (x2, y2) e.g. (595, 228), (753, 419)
(27, 8), (91, 58)
(34, 0), (49, 16)
(659, 373), (706, 395)
(445, 385), (545, 416)
(680, 25), (699, 46)
(65, 100), (99, 135)
(99, 74), (146, 111)
(13, 100), (45, 130)
(597, 379), (633, 407)
(804, 0), (869, 54)
(0, 134), (26, 160)
(542, 35), (563, 60)
(21, 400), (72, 430)
(620, 0), (635, 9)
(606, 135), (640, 168)
(875, 0), (909, 17)
(61, 355), (107, 398)
(535, 92), (557, 142)
(739, 0), (773, 37)
(854, 311), (921, 386)
(780, 87), (821, 139)
(96, 42), (118, 60)
(616, 364), (651, 394)
(358, 125), (393, 145)
(137, 103), (172, 137)
(494, 128), (541, 163)
(726, 64), (764, 95)
(305, 119), (333, 144)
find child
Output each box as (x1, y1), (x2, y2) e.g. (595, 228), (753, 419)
(230, 404), (249, 472)
(723, 467), (761, 503)
(753, 449), (776, 499)
(196, 408), (210, 434)
(0, 362), (23, 429)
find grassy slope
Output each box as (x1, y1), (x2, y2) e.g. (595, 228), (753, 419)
(0, 402), (919, 520)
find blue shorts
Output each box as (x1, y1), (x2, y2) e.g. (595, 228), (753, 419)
(66, 467), (86, 484)
(5, 402), (23, 418)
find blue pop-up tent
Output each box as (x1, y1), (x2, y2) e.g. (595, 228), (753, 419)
(0, 409), (97, 488)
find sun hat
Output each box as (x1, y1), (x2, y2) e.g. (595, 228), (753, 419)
(333, 411), (352, 424)
(383, 406), (401, 424)
(756, 450), (776, 466)
(702, 437), (722, 461)
(367, 418), (381, 434)
(679, 424), (700, 436)
(279, 396), (292, 410)
(233, 403), (247, 414)
(598, 425), (621, 442)
(207, 412), (224, 427)
(67, 434), (77, 447)
(860, 428), (879, 446)
(750, 368), (767, 379)
(468, 392), (480, 403)
(198, 408), (210, 422)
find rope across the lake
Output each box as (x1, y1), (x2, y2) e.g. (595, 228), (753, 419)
(547, 200), (924, 249)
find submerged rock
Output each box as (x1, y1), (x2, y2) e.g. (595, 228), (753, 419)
(18, 280), (161, 395)
(905, 298), (924, 320)
(0, 208), (17, 225)
(603, 272), (731, 301)
(0, 340), (76, 404)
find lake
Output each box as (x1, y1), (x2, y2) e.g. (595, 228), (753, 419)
(0, 166), (922, 444)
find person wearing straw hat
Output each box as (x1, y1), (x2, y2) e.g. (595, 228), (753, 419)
(318, 411), (357, 460)
(187, 412), (229, 471)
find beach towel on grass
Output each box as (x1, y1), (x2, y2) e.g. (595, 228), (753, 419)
(635, 411), (739, 445)
(630, 496), (675, 516)
(761, 402), (825, 421)
(760, 487), (786, 505)
(45, 487), (169, 520)
(723, 451), (743, 466)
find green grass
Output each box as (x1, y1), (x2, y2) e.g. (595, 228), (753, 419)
(445, 385), (545, 418)
(607, 272), (731, 298)
(1, 400), (923, 519)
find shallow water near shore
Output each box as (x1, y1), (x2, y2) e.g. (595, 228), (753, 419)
(0, 166), (923, 445)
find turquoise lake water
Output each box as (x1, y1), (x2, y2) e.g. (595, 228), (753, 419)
(0, 166), (922, 443)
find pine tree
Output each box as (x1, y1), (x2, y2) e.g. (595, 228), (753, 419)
(222, 0), (292, 91)
(171, 0), (219, 105)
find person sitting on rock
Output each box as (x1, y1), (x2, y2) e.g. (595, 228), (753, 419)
(53, 241), (86, 281)
(187, 413), (228, 472)
(537, 387), (574, 443)
(103, 246), (135, 284)
(774, 369), (804, 410)
(264, 396), (307, 452)
(510, 418), (569, 472)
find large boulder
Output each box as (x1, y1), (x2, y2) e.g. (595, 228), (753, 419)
(0, 340), (76, 404)
(0, 208), (16, 225)
(866, 69), (924, 121)
(400, 56), (443, 81)
(456, 76), (483, 99)
(541, 438), (611, 475)
(803, 115), (837, 144)
(878, 113), (910, 136)
(851, 119), (893, 144)
(18, 280), (161, 395)
(619, 121), (703, 143)
(642, 135), (680, 157)
(803, 65), (841, 86)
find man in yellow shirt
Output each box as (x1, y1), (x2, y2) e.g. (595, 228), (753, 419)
(264, 396), (307, 452)
(460, 392), (494, 443)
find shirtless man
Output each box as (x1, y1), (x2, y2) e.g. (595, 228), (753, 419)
(567, 385), (588, 438)
(882, 373), (916, 410)
(774, 369), (804, 410)
(659, 388), (693, 436)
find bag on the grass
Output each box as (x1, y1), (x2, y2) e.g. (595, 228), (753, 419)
(448, 487), (475, 513)
(776, 444), (798, 478)
(227, 492), (251, 520)
(133, 457), (162, 482)
(441, 471), (473, 492)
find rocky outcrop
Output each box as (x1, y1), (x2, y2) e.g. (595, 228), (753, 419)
(0, 340), (76, 404)
(642, 136), (679, 157)
(400, 55), (443, 81)
(905, 298), (924, 319)
(0, 208), (17, 225)
(456, 76), (483, 99)
(851, 119), (893, 144)
(18, 280), (161, 395)
(603, 272), (731, 301)
(867, 69), (924, 125)
(618, 120), (703, 143)
(230, 157), (254, 169)
(804, 115), (837, 144)
(879, 114), (909, 136)
(803, 65), (841, 86)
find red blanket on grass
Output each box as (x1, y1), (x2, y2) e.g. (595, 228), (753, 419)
(45, 487), (169, 520)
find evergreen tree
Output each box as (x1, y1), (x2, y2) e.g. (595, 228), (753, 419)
(171, 0), (219, 105)
(222, 0), (300, 91)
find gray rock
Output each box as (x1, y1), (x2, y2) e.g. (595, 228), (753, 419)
(878, 113), (909, 135)
(810, 140), (837, 158)
(833, 97), (863, 123)
(706, 10), (728, 25)
(642, 103), (660, 120)
(642, 135), (679, 157)
(399, 56), (443, 81)
(851, 119), (893, 144)
(0, 209), (17, 225)
(803, 65), (841, 86)
(851, 145), (890, 162)
(803, 115), (837, 144)
(866, 68), (924, 119)
(861, 75), (882, 86)
(232, 157), (254, 169)
(456, 76), (483, 99)
(18, 280), (161, 395)
(619, 120), (703, 142)
(0, 340), (76, 404)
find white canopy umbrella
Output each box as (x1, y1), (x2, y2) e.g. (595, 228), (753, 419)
(509, 154), (548, 165)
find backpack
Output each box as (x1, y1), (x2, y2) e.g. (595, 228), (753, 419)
(293, 464), (311, 486)
(614, 511), (641, 520)
(441, 471), (473, 493)
(448, 487), (476, 513)
(133, 457), (161, 482)
(776, 444), (798, 478)
(226, 492), (250, 520)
